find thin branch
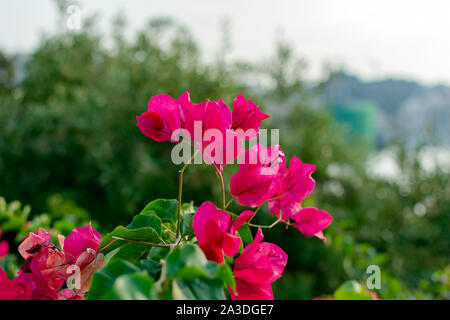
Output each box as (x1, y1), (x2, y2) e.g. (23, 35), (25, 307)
(247, 218), (281, 229)
(217, 168), (226, 209)
(224, 197), (235, 209)
(111, 236), (172, 248)
(176, 150), (199, 239)
(161, 223), (176, 237)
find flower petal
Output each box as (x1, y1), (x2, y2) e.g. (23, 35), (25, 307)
(229, 279), (273, 300)
(291, 207), (333, 240)
(63, 223), (101, 260)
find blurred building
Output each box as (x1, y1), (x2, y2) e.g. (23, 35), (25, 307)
(331, 100), (378, 147)
(321, 72), (450, 149)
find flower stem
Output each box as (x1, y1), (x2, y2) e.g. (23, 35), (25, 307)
(218, 170), (226, 209)
(247, 218), (281, 229)
(110, 236), (172, 248)
(176, 150), (199, 239)
(224, 197), (235, 209)
(246, 202), (264, 225)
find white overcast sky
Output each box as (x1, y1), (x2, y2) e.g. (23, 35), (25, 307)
(1, 0), (450, 85)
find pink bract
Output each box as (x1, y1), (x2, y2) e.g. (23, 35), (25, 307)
(0, 241), (8, 259)
(137, 94), (182, 142)
(291, 207), (333, 242)
(0, 267), (36, 300)
(63, 222), (102, 261)
(18, 227), (52, 260)
(179, 94), (242, 172)
(14, 271), (58, 300)
(229, 228), (287, 300)
(0, 228), (8, 259)
(230, 144), (286, 207)
(193, 202), (253, 264)
(57, 288), (84, 300)
(269, 156), (316, 220)
(231, 94), (269, 140)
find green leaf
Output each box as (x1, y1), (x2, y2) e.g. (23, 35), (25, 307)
(166, 244), (215, 279)
(334, 280), (373, 300)
(215, 262), (235, 291)
(180, 212), (194, 237)
(228, 211), (253, 244)
(181, 202), (196, 214)
(149, 246), (171, 261)
(88, 259), (141, 300)
(237, 224), (253, 245)
(140, 199), (178, 224)
(128, 213), (163, 234)
(172, 278), (226, 300)
(135, 259), (162, 279)
(165, 244), (234, 290)
(98, 213), (164, 257)
(179, 202), (196, 237)
(107, 271), (157, 300)
(111, 242), (151, 263)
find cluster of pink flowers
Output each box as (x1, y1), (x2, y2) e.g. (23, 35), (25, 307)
(193, 203), (288, 299)
(138, 92), (333, 299)
(137, 92), (268, 172)
(0, 224), (103, 300)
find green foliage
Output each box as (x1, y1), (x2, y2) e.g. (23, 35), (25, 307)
(0, 195), (93, 242)
(88, 259), (157, 300)
(333, 281), (373, 300)
(88, 199), (235, 300)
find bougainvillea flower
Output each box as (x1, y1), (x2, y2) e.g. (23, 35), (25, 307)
(193, 202), (253, 263)
(231, 94), (269, 140)
(137, 94), (182, 142)
(14, 271), (58, 300)
(0, 241), (8, 259)
(0, 228), (9, 259)
(181, 96), (242, 171)
(268, 156), (316, 219)
(229, 228), (287, 300)
(202, 129), (243, 173)
(25, 246), (67, 290)
(75, 251), (105, 295)
(232, 279), (274, 300)
(63, 223), (102, 261)
(183, 99), (232, 144)
(290, 207), (333, 242)
(177, 91), (193, 126)
(2, 224), (103, 300)
(0, 267), (35, 300)
(18, 228), (52, 260)
(230, 144), (286, 207)
(57, 288), (84, 300)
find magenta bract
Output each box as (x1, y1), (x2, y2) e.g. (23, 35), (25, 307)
(192, 202), (252, 264)
(231, 94), (270, 140)
(269, 156), (316, 219)
(230, 144), (286, 207)
(229, 228), (287, 300)
(0, 228), (8, 259)
(137, 94), (182, 142)
(291, 207), (333, 242)
(1, 224), (102, 300)
(63, 222), (102, 261)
